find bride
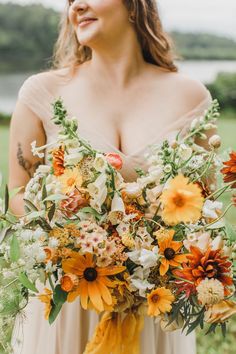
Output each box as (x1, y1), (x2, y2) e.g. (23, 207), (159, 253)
(9, 1), (214, 353)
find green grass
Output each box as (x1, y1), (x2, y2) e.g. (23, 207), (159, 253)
(0, 115), (236, 353)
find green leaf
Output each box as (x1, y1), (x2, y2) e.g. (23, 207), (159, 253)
(49, 285), (67, 324)
(4, 184), (9, 214)
(27, 210), (45, 219)
(23, 198), (38, 211)
(79, 207), (102, 220)
(10, 234), (20, 262)
(225, 220), (236, 241)
(19, 272), (39, 293)
(43, 194), (67, 202)
(48, 203), (56, 222)
(42, 180), (47, 201)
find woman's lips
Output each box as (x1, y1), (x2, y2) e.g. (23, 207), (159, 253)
(78, 19), (98, 28)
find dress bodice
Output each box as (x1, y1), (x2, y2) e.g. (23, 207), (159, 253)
(18, 72), (213, 181)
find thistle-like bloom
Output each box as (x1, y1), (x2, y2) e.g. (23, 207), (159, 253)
(160, 175), (204, 225)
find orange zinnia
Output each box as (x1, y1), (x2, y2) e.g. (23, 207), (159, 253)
(158, 230), (189, 276)
(173, 246), (233, 296)
(220, 151), (236, 188)
(160, 174), (204, 225)
(62, 252), (125, 312)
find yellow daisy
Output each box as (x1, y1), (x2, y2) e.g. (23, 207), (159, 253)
(58, 167), (83, 194)
(160, 174), (204, 225)
(147, 287), (175, 317)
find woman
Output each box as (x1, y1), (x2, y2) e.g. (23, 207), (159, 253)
(9, 1), (214, 353)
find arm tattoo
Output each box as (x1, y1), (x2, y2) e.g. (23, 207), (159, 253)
(17, 142), (41, 178)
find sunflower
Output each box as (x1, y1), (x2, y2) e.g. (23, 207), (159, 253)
(160, 174), (204, 225)
(158, 229), (189, 276)
(52, 146), (65, 176)
(147, 287), (175, 317)
(58, 167), (83, 194)
(61, 252), (126, 312)
(220, 151), (236, 188)
(173, 246), (233, 296)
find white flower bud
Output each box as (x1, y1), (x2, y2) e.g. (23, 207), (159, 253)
(209, 135), (221, 149)
(163, 164), (172, 173)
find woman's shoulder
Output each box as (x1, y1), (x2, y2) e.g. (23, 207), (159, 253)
(155, 67), (212, 114)
(19, 67), (70, 98)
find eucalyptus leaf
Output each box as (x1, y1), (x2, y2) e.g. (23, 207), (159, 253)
(10, 234), (20, 262)
(23, 198), (38, 211)
(48, 203), (56, 222)
(19, 272), (39, 293)
(79, 207), (102, 220)
(4, 185), (9, 214)
(43, 194), (68, 202)
(49, 285), (67, 324)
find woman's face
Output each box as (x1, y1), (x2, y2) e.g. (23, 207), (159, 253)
(68, 0), (131, 47)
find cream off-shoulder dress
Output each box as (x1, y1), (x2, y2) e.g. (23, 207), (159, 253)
(12, 72), (213, 354)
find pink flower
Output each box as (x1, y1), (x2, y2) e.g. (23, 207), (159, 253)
(60, 189), (89, 217)
(105, 153), (123, 170)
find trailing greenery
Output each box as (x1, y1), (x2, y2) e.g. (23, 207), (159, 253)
(1, 4), (236, 73)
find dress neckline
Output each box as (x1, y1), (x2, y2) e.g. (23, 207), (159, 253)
(71, 89), (212, 159)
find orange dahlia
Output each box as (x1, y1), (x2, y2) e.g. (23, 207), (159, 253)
(158, 229), (189, 276)
(52, 146), (65, 176)
(173, 246), (233, 296)
(160, 175), (204, 225)
(220, 151), (236, 188)
(61, 252), (125, 312)
(147, 287), (175, 316)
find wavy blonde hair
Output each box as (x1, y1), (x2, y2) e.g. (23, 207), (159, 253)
(52, 0), (179, 74)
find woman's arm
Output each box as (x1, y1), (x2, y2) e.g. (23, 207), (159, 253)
(8, 99), (46, 216)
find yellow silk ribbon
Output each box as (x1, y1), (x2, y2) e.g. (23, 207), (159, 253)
(84, 311), (144, 354)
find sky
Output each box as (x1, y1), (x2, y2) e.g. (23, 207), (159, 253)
(0, 0), (236, 40)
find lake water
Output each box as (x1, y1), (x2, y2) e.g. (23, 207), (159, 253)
(1, 60), (236, 115)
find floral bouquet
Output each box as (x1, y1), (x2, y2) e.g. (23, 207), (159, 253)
(0, 98), (236, 354)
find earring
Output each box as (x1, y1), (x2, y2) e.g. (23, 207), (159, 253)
(129, 12), (135, 23)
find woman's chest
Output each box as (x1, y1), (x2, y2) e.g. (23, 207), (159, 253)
(55, 81), (183, 156)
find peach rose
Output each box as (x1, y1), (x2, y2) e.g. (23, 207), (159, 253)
(60, 273), (79, 292)
(105, 153), (123, 170)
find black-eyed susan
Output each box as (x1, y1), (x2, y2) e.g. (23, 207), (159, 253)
(61, 252), (125, 312)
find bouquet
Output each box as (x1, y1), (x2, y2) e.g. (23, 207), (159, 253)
(0, 98), (236, 354)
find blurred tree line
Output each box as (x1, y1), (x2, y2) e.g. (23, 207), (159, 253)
(1, 3), (236, 73)
(172, 32), (236, 60)
(0, 3), (59, 72)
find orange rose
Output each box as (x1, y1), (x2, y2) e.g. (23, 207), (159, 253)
(60, 273), (79, 292)
(105, 153), (123, 170)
